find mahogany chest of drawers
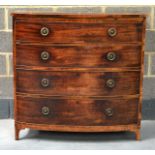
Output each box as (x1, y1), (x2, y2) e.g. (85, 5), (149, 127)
(12, 13), (146, 140)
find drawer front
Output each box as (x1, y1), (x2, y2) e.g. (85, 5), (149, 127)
(16, 70), (140, 96)
(16, 96), (138, 125)
(16, 45), (141, 68)
(15, 22), (142, 44)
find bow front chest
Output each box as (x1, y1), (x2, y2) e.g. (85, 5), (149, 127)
(12, 13), (146, 140)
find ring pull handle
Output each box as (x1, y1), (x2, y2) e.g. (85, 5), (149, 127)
(41, 78), (50, 88)
(106, 79), (115, 88)
(41, 51), (50, 61)
(108, 28), (117, 37)
(42, 106), (50, 116)
(105, 108), (113, 117)
(40, 27), (49, 36)
(106, 52), (117, 61)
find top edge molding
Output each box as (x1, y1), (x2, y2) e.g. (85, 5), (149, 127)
(11, 12), (147, 19)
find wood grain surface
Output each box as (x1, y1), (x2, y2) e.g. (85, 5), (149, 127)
(15, 22), (143, 44)
(16, 44), (141, 68)
(16, 96), (138, 126)
(16, 70), (140, 96)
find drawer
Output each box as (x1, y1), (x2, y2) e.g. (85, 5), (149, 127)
(16, 96), (138, 125)
(16, 70), (140, 96)
(15, 22), (143, 44)
(16, 44), (141, 68)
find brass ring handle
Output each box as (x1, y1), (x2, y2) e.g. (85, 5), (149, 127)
(41, 78), (50, 88)
(108, 28), (117, 37)
(105, 108), (113, 117)
(106, 79), (115, 88)
(106, 52), (117, 61)
(42, 106), (50, 116)
(41, 51), (50, 61)
(40, 27), (49, 36)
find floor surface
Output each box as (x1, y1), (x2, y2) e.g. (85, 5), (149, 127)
(0, 119), (155, 150)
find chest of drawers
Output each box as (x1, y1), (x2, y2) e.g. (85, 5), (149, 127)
(12, 13), (146, 140)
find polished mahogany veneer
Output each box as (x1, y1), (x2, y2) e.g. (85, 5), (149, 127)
(16, 44), (142, 68)
(16, 96), (138, 126)
(12, 13), (146, 140)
